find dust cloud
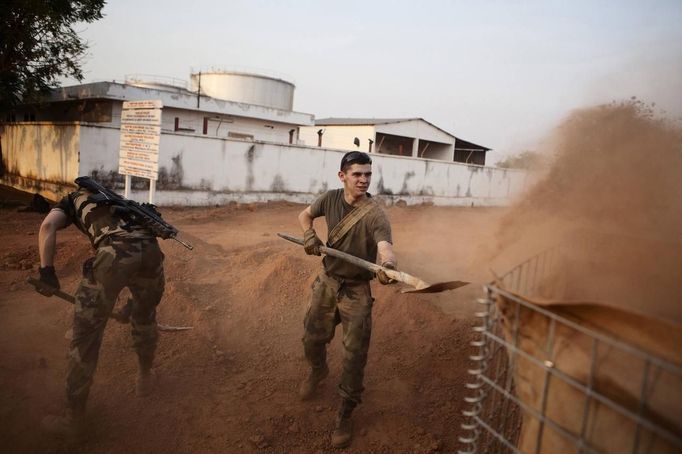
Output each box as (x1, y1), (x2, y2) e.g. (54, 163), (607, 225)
(489, 100), (682, 321)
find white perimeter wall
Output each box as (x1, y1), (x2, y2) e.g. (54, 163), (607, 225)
(2, 123), (530, 206)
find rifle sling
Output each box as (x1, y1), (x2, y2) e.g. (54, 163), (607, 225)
(327, 197), (377, 247)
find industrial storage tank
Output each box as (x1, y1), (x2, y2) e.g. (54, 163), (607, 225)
(190, 71), (295, 111)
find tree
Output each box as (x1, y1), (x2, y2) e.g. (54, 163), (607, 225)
(0, 0), (105, 110)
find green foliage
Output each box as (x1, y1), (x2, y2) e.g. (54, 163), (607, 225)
(496, 150), (544, 170)
(0, 0), (105, 110)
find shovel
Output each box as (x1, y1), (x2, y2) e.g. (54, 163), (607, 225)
(277, 233), (468, 294)
(27, 277), (193, 331)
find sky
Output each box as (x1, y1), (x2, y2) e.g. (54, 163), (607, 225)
(69, 0), (682, 163)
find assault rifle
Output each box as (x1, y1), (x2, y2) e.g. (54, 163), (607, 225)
(74, 176), (193, 250)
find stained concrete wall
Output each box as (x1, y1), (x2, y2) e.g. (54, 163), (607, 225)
(0, 122), (81, 199)
(1, 122), (530, 206)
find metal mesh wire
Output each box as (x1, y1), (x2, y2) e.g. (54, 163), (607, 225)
(458, 243), (682, 454)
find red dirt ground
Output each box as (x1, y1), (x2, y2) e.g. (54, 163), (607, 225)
(0, 188), (507, 453)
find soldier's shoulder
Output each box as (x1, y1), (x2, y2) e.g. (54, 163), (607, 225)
(367, 201), (390, 223)
(55, 191), (77, 209)
(316, 188), (342, 203)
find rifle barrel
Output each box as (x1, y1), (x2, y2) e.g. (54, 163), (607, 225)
(173, 237), (194, 250)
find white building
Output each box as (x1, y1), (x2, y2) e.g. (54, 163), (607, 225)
(299, 118), (490, 165)
(4, 72), (313, 143)
(1, 72), (530, 207)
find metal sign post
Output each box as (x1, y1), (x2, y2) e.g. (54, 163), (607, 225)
(118, 100), (162, 203)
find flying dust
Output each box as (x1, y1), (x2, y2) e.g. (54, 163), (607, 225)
(490, 99), (682, 322)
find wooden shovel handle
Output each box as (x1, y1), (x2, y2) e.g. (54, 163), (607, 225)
(27, 277), (76, 303)
(277, 233), (430, 290)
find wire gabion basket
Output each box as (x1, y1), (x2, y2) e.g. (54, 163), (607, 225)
(459, 239), (682, 454)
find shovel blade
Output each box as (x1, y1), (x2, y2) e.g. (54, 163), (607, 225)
(400, 280), (469, 294)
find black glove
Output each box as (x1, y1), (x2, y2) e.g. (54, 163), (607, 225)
(303, 229), (323, 256)
(36, 266), (60, 296)
(376, 262), (397, 285)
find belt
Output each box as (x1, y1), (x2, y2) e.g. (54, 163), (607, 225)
(97, 235), (154, 248)
(323, 271), (369, 287)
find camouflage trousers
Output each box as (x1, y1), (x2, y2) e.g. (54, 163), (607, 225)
(302, 271), (374, 404)
(67, 237), (164, 411)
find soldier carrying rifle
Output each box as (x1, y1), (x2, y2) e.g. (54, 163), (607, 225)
(33, 176), (187, 435)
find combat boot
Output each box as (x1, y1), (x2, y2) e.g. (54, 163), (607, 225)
(298, 365), (329, 400)
(331, 398), (356, 448)
(41, 407), (83, 437)
(136, 369), (157, 397)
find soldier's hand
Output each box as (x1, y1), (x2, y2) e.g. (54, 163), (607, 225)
(376, 262), (397, 285)
(36, 266), (60, 296)
(303, 229), (323, 256)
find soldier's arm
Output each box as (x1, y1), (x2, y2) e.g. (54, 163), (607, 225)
(373, 210), (396, 267)
(377, 241), (396, 267)
(298, 206), (325, 256)
(375, 240), (397, 285)
(298, 206), (316, 233)
(39, 209), (69, 267)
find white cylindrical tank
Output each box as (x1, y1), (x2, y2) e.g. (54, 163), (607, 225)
(190, 71), (295, 111)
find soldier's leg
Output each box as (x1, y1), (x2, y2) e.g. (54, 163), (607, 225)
(336, 283), (373, 405)
(127, 240), (165, 373)
(66, 248), (127, 412)
(300, 274), (339, 399)
(331, 282), (373, 448)
(302, 274), (339, 370)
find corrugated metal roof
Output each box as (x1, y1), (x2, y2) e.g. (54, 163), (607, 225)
(455, 137), (490, 152)
(316, 117), (458, 140)
(315, 117), (419, 126)
(45, 82), (314, 126)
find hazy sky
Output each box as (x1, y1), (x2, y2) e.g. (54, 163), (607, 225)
(70, 0), (682, 163)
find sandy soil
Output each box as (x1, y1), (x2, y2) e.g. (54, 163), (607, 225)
(0, 189), (507, 453)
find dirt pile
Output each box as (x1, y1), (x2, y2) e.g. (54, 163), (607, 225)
(491, 99), (682, 320)
(0, 201), (488, 453)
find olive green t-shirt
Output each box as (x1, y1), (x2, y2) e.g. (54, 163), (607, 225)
(310, 189), (392, 281)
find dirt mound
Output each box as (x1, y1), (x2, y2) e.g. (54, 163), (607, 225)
(0, 201), (488, 453)
(1, 245), (38, 270)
